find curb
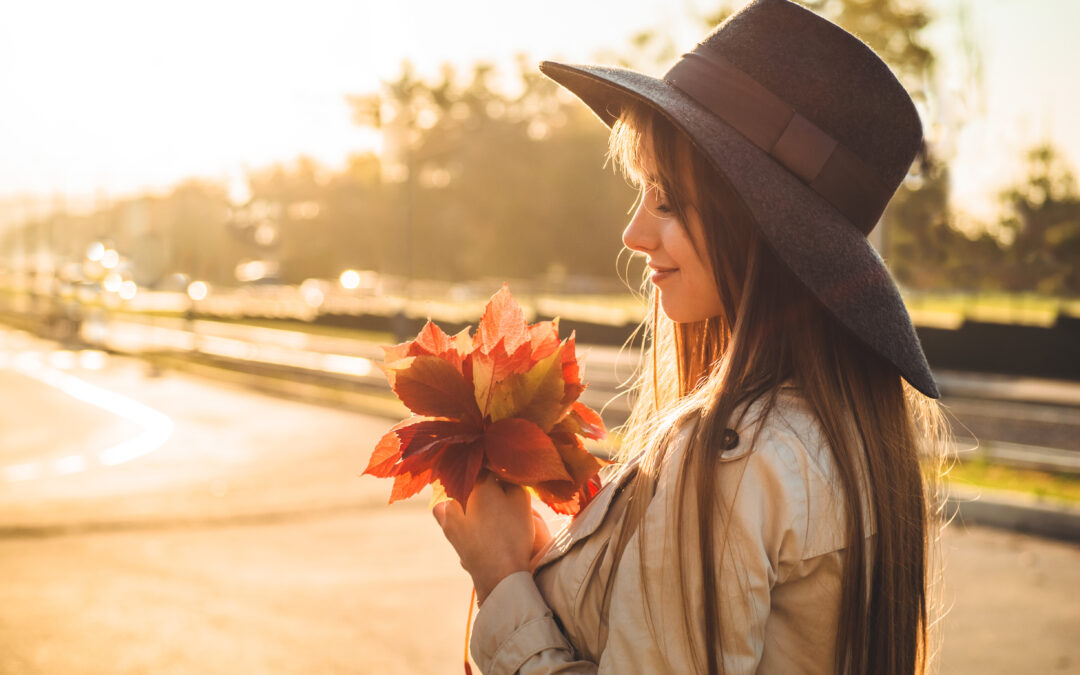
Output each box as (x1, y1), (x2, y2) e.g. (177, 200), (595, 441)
(4, 318), (1078, 544)
(944, 483), (1080, 543)
(164, 354), (1080, 544)
(145, 352), (408, 420)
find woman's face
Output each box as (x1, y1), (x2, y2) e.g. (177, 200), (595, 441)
(621, 148), (725, 323)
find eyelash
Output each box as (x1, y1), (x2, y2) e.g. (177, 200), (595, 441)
(643, 186), (673, 214)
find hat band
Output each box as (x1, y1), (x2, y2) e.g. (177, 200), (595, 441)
(664, 49), (891, 235)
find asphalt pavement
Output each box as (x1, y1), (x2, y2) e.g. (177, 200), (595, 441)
(0, 327), (1077, 674)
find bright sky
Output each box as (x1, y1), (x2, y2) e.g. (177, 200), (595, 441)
(1, 0), (1077, 228)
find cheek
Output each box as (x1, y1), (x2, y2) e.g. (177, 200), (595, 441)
(663, 224), (699, 269)
(666, 223), (713, 283)
(665, 223), (725, 318)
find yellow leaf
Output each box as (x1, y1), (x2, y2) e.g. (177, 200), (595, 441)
(429, 480), (451, 509)
(488, 341), (568, 431)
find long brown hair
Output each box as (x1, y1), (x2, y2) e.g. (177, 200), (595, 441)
(603, 102), (951, 674)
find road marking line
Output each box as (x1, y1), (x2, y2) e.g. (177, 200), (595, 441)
(2, 351), (174, 481)
(54, 455), (88, 475)
(2, 463), (41, 482)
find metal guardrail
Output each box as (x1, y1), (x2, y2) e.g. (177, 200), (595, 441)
(62, 311), (1080, 477)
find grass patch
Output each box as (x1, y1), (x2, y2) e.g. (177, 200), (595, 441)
(205, 316), (394, 344)
(932, 456), (1080, 505)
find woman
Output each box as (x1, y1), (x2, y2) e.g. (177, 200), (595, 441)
(434, 0), (950, 672)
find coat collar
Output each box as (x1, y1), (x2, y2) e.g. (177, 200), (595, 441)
(528, 390), (790, 572)
(531, 463), (640, 572)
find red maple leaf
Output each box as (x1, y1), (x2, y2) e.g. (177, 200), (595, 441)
(363, 284), (608, 515)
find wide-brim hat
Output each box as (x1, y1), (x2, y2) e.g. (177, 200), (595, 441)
(539, 0), (939, 398)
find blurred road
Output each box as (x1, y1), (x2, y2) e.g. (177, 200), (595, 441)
(0, 328), (1077, 674)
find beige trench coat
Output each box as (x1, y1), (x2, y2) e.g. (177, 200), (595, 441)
(469, 386), (877, 674)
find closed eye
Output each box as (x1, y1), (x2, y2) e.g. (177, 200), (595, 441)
(642, 184), (674, 215)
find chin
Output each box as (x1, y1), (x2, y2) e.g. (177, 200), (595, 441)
(658, 299), (696, 324)
(659, 295), (722, 324)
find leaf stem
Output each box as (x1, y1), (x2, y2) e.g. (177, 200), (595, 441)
(464, 586), (476, 675)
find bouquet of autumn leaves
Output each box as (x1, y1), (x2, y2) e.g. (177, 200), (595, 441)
(363, 285), (608, 516)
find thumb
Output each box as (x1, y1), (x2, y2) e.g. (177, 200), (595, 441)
(432, 501), (447, 527)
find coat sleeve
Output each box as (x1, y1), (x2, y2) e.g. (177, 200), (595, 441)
(470, 427), (812, 674)
(470, 571), (597, 673)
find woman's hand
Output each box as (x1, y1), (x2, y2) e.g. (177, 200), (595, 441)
(433, 474), (539, 604)
(530, 509), (553, 560)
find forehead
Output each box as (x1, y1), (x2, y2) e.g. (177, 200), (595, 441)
(635, 128), (697, 200)
(633, 131), (661, 186)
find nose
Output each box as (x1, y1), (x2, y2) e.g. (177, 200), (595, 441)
(622, 199), (660, 254)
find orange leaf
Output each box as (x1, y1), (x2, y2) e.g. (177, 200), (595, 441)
(394, 438), (484, 505)
(552, 432), (608, 484)
(530, 480), (582, 515)
(569, 402), (607, 440)
(416, 320), (468, 374)
(483, 418), (571, 484)
(396, 419), (481, 460)
(363, 418), (417, 477)
(528, 318), (561, 364)
(532, 474), (603, 516)
(475, 284), (529, 356)
(386, 356), (481, 421)
(383, 320), (470, 375)
(390, 466), (435, 503)
(364, 429), (404, 478)
(452, 327), (473, 354)
(414, 319), (453, 355)
(470, 349), (497, 417)
(433, 439), (486, 504)
(366, 284), (606, 513)
(561, 333), (580, 377)
(488, 342), (568, 432)
(382, 341), (412, 364)
(469, 339), (532, 417)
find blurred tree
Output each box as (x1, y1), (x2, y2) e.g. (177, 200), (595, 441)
(888, 163), (1007, 292)
(15, 0), (1074, 300)
(346, 55), (633, 287)
(590, 28), (679, 73)
(997, 143), (1080, 294)
(800, 0), (936, 93)
(887, 141), (1080, 295)
(167, 180), (238, 285)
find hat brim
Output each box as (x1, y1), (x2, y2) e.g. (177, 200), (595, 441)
(539, 60), (939, 398)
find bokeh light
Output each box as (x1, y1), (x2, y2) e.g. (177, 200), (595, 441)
(340, 269), (360, 289)
(187, 281), (209, 301)
(103, 272), (123, 293)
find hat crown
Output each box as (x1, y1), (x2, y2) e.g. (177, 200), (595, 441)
(691, 0), (922, 191)
(534, 0), (940, 397)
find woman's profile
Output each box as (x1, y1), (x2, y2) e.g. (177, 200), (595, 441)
(432, 0), (951, 672)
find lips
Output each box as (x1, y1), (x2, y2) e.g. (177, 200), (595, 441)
(649, 264), (678, 283)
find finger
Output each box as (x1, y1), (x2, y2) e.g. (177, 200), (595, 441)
(470, 475), (505, 505)
(433, 499), (464, 530)
(503, 482), (531, 507)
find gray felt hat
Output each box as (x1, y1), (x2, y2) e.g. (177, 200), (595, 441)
(538, 0), (939, 398)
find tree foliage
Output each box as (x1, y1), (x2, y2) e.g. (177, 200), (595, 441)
(2, 0), (1075, 297)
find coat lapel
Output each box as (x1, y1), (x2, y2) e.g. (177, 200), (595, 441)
(531, 464), (639, 571)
